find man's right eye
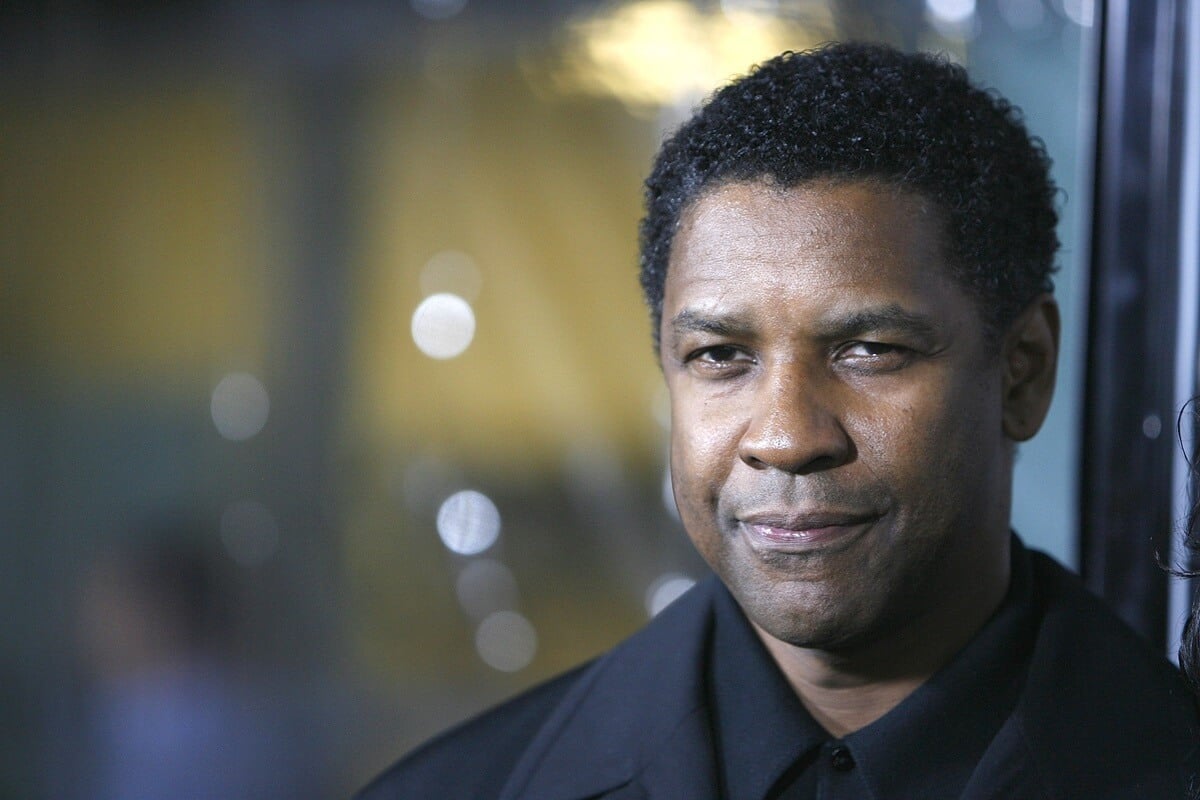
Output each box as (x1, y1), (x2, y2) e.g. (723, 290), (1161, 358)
(685, 345), (752, 374)
(692, 345), (740, 362)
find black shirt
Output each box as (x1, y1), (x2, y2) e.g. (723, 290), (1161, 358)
(706, 545), (1038, 800)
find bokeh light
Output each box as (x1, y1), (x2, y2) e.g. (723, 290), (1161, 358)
(455, 558), (519, 620)
(220, 499), (280, 567)
(549, 0), (830, 112)
(474, 610), (537, 672)
(411, 293), (476, 360)
(924, 0), (978, 41)
(925, 0), (976, 23)
(645, 572), (696, 617)
(436, 490), (501, 555)
(210, 372), (270, 441)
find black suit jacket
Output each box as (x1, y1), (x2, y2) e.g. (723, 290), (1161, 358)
(358, 546), (1200, 799)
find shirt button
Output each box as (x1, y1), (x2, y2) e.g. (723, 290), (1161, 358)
(829, 745), (855, 772)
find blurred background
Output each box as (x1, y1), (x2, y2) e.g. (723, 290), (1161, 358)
(4, 0), (1195, 797)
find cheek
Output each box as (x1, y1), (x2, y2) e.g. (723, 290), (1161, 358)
(844, 389), (923, 466)
(857, 379), (1002, 512)
(668, 398), (744, 530)
(670, 397), (743, 483)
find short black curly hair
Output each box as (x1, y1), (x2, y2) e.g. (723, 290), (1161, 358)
(639, 41), (1059, 348)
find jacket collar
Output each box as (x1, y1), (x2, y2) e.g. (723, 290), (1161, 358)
(499, 576), (723, 800)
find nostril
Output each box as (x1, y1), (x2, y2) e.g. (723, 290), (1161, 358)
(738, 415), (854, 475)
(740, 452), (770, 471)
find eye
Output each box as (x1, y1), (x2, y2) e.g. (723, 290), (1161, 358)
(843, 341), (902, 357)
(691, 345), (742, 363)
(684, 345), (754, 376)
(837, 341), (914, 371)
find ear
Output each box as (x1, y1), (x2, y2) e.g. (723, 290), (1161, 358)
(1001, 294), (1060, 442)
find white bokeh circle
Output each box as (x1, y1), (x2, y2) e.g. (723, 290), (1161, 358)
(412, 293), (476, 359)
(475, 610), (537, 672)
(436, 490), (501, 555)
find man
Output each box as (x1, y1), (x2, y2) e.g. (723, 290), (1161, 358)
(359, 42), (1200, 799)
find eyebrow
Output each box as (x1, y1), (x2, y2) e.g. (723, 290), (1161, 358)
(668, 303), (942, 342)
(816, 304), (942, 340)
(668, 309), (756, 338)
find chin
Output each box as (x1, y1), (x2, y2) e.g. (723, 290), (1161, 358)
(732, 572), (878, 651)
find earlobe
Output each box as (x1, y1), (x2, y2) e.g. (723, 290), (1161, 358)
(1001, 295), (1060, 442)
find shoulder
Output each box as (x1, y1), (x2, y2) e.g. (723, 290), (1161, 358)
(1019, 549), (1200, 793)
(1027, 549), (1189, 693)
(354, 662), (591, 800)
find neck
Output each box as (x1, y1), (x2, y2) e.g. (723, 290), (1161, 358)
(753, 543), (1012, 738)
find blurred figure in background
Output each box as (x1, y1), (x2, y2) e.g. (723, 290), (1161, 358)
(53, 522), (324, 800)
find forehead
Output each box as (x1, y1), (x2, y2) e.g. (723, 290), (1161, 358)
(663, 180), (970, 328)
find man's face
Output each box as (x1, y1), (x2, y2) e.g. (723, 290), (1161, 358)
(660, 180), (1017, 653)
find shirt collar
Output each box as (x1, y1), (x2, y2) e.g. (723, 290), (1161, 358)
(845, 542), (1037, 798)
(708, 580), (825, 800)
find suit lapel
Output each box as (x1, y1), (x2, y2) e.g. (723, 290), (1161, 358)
(499, 578), (723, 800)
(958, 717), (1047, 800)
(630, 703), (721, 800)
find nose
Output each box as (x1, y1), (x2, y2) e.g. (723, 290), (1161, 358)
(737, 364), (853, 474)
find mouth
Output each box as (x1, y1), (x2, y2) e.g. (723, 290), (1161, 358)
(737, 511), (881, 555)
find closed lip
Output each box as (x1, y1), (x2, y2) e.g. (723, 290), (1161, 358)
(739, 510), (880, 530)
(737, 510), (880, 552)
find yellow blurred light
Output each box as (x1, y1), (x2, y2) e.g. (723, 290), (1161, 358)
(551, 0), (832, 111)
